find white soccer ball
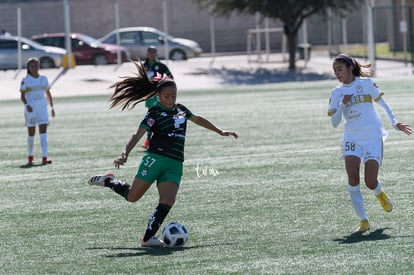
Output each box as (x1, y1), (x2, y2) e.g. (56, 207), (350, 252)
(161, 221), (188, 247)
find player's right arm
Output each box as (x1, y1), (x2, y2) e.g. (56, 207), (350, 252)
(124, 126), (147, 157)
(20, 91), (27, 105)
(20, 83), (32, 112)
(113, 126), (147, 169)
(328, 90), (345, 128)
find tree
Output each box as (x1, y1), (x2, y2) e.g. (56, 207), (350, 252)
(194, 0), (359, 70)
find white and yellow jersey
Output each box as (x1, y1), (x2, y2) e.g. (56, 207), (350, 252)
(20, 74), (50, 104)
(328, 77), (396, 145)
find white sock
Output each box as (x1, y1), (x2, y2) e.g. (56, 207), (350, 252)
(348, 184), (368, 221)
(373, 181), (382, 196)
(40, 133), (48, 158)
(27, 135), (34, 157)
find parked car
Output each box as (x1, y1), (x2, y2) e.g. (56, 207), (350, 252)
(0, 36), (66, 70)
(98, 27), (202, 61)
(31, 33), (129, 65)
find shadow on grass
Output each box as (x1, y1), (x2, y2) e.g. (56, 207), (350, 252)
(189, 67), (334, 85)
(19, 163), (47, 169)
(333, 228), (392, 244)
(88, 242), (236, 258)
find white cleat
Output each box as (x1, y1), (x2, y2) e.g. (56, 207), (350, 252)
(141, 236), (166, 247)
(88, 173), (115, 187)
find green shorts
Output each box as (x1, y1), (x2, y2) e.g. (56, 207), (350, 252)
(136, 153), (183, 185)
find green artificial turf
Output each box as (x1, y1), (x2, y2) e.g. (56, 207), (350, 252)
(1, 78), (413, 274)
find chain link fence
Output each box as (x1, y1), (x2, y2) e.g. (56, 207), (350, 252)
(323, 5), (414, 68)
(1, 1), (413, 70)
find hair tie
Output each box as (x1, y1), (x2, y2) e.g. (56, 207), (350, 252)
(153, 72), (170, 81)
(337, 54), (354, 68)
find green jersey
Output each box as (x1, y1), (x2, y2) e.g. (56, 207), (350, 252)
(140, 102), (193, 162)
(143, 59), (173, 109)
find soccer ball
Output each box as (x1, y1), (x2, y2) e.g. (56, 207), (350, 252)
(161, 221), (188, 247)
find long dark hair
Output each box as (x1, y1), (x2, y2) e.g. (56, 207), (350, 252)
(109, 61), (176, 110)
(334, 54), (373, 77)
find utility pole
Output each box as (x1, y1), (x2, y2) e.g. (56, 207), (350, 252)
(63, 0), (72, 69)
(366, 0), (376, 71)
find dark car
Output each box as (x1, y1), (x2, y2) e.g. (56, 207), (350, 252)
(0, 35), (66, 70)
(98, 27), (202, 61)
(31, 33), (129, 65)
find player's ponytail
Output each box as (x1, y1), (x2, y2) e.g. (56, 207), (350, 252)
(109, 61), (158, 110)
(334, 54), (373, 77)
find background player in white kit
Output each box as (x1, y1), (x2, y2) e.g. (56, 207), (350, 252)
(20, 58), (55, 166)
(328, 54), (411, 232)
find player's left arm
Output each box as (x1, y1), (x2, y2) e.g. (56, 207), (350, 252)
(189, 115), (238, 139)
(166, 69), (173, 79)
(45, 89), (55, 118)
(376, 96), (412, 135)
(163, 64), (173, 79)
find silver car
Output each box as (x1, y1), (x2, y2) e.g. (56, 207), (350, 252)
(98, 26), (202, 61)
(0, 36), (66, 70)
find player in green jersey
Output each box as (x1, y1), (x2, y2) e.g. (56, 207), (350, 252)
(88, 61), (238, 247)
(142, 45), (174, 149)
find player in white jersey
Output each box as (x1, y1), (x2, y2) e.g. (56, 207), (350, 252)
(328, 54), (411, 232)
(20, 58), (55, 166)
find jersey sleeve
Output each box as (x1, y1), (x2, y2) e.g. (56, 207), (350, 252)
(327, 88), (340, 116)
(178, 104), (193, 119)
(43, 76), (51, 91)
(368, 80), (398, 129)
(139, 110), (156, 131)
(369, 80), (383, 102)
(20, 77), (27, 93)
(328, 88), (345, 128)
(377, 98), (398, 128)
(372, 81), (398, 128)
(161, 64), (173, 79)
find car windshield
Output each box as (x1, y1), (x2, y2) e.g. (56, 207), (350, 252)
(19, 37), (45, 49)
(76, 34), (102, 47)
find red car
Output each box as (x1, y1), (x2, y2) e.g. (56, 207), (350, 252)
(31, 33), (129, 65)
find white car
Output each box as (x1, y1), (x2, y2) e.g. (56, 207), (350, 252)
(0, 36), (66, 70)
(98, 26), (202, 60)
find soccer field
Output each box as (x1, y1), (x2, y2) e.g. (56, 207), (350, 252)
(1, 78), (413, 274)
